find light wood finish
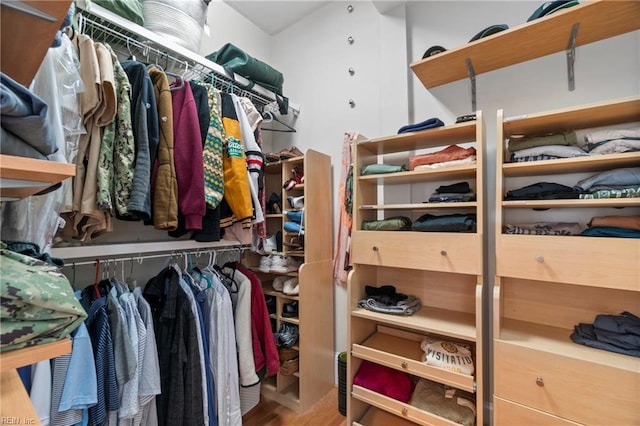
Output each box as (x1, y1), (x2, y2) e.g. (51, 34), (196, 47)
(410, 1), (640, 88)
(497, 234), (640, 290)
(495, 341), (639, 425)
(1, 0), (73, 86)
(494, 397), (581, 426)
(256, 149), (334, 414)
(352, 231), (480, 275)
(242, 386), (346, 426)
(494, 97), (640, 423)
(0, 369), (41, 425)
(0, 339), (71, 372)
(0, 154), (76, 200)
(348, 115), (485, 425)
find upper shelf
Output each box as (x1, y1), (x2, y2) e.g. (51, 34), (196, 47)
(410, 0), (640, 89)
(0, 154), (76, 201)
(0, 339), (71, 372)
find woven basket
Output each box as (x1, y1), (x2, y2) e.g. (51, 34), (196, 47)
(142, 0), (208, 52)
(279, 347), (298, 362)
(280, 357), (299, 376)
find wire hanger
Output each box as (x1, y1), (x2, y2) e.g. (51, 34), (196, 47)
(262, 111), (296, 133)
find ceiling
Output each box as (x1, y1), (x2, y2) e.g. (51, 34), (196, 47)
(224, 1), (331, 36)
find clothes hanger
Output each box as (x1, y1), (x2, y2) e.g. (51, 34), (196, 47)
(166, 56), (186, 91)
(262, 111), (296, 133)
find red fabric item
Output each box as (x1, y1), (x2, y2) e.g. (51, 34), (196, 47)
(409, 144), (476, 170)
(171, 80), (205, 230)
(237, 264), (280, 377)
(353, 360), (415, 403)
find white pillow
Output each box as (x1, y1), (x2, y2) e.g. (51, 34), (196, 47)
(420, 337), (475, 375)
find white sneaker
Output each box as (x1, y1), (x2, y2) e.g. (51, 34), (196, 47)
(286, 257), (302, 272)
(272, 276), (287, 292)
(270, 255), (289, 273)
(287, 196), (304, 209)
(282, 277), (299, 295)
(259, 255), (272, 272)
(264, 235), (277, 253)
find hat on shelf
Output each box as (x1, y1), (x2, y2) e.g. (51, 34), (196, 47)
(422, 45), (447, 59)
(468, 24), (509, 42)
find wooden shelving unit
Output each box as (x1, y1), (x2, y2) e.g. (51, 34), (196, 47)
(493, 97), (640, 424)
(347, 116), (485, 425)
(248, 149), (334, 414)
(410, 0), (640, 89)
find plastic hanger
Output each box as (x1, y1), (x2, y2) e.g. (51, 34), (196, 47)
(262, 111), (296, 133)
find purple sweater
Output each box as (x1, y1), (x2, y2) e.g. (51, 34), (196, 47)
(171, 80), (205, 230)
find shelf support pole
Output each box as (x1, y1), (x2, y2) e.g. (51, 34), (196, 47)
(566, 23), (579, 91)
(465, 58), (477, 112)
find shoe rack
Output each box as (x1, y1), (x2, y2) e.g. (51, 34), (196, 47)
(245, 148), (334, 414)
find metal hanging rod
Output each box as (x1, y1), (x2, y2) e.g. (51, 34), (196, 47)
(63, 246), (244, 267)
(75, 2), (300, 115)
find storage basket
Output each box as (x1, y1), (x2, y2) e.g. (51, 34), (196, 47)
(279, 347), (298, 362)
(142, 0), (209, 52)
(280, 357), (299, 375)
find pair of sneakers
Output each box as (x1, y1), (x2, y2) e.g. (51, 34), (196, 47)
(275, 277), (298, 295)
(287, 196), (304, 209)
(275, 323), (299, 348)
(263, 255), (301, 274)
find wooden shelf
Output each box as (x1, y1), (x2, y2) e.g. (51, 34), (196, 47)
(0, 154), (75, 200)
(502, 198), (640, 209)
(410, 1), (640, 88)
(351, 306), (477, 342)
(358, 165), (477, 185)
(358, 121), (476, 154)
(360, 202), (477, 211)
(498, 319), (639, 373)
(0, 338), (71, 372)
(503, 152), (640, 177)
(354, 406), (417, 426)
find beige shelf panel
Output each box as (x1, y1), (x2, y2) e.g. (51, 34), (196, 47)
(354, 405), (417, 426)
(360, 202), (477, 211)
(0, 369), (40, 423)
(502, 198), (640, 209)
(503, 152), (640, 177)
(0, 154), (75, 200)
(358, 165), (477, 185)
(358, 121), (476, 154)
(0, 338), (71, 372)
(351, 307), (477, 342)
(352, 327), (475, 392)
(502, 97), (640, 137)
(410, 1), (640, 89)
(498, 319), (639, 373)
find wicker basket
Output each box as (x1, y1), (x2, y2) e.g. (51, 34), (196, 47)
(279, 347), (298, 362)
(142, 0), (208, 52)
(280, 357), (299, 376)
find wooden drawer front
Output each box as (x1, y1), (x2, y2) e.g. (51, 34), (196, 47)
(351, 342), (475, 392)
(352, 231), (480, 274)
(497, 235), (640, 290)
(494, 397), (582, 425)
(494, 342), (640, 425)
(352, 385), (462, 426)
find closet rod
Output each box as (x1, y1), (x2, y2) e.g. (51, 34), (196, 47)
(64, 246), (243, 267)
(76, 2), (300, 115)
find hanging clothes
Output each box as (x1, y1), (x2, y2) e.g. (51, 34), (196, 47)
(334, 132), (357, 285)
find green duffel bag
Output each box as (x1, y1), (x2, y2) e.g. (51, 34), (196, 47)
(0, 243), (87, 352)
(94, 0), (145, 26)
(206, 43), (285, 96)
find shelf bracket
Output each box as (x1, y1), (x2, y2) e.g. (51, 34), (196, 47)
(1, 1), (57, 22)
(566, 23), (579, 91)
(465, 58), (477, 112)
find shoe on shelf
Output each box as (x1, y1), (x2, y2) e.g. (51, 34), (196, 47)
(265, 152), (280, 163)
(286, 257), (302, 273)
(283, 178), (297, 191)
(279, 146), (304, 160)
(287, 195), (304, 209)
(272, 276), (287, 292)
(264, 235), (278, 253)
(269, 254), (289, 273)
(266, 192), (282, 214)
(265, 295), (276, 314)
(277, 323), (299, 348)
(284, 221), (304, 235)
(282, 235), (304, 249)
(282, 300), (299, 317)
(283, 277), (299, 295)
(291, 166), (304, 184)
(285, 210), (303, 223)
(259, 255), (272, 273)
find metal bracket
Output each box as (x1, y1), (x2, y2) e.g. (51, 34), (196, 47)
(566, 23), (579, 91)
(465, 58), (477, 112)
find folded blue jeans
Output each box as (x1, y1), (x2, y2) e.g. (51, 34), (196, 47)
(397, 117), (444, 134)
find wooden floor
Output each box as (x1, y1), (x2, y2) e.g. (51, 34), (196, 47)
(242, 387), (347, 426)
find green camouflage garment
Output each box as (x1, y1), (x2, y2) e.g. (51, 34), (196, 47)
(0, 243), (87, 352)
